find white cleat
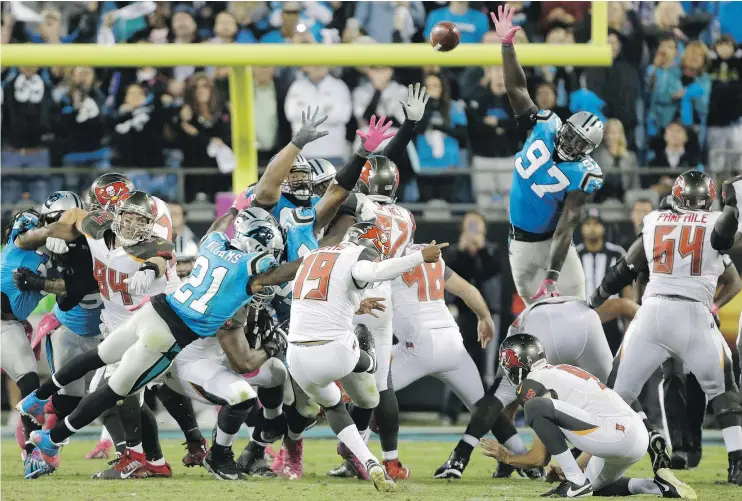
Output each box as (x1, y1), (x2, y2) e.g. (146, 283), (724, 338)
(366, 460), (396, 492)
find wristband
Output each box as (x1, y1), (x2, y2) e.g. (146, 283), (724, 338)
(545, 269), (560, 281)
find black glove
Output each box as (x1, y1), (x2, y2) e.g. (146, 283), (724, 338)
(13, 267), (46, 291)
(722, 174), (742, 208)
(262, 320), (288, 359)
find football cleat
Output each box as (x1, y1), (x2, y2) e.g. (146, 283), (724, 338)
(29, 430), (62, 469)
(182, 438), (208, 467)
(729, 451), (742, 485)
(204, 445), (244, 481)
(383, 459), (410, 480)
(686, 450), (701, 469)
(85, 439), (114, 460)
(24, 448), (53, 479)
(260, 414), (287, 445)
(279, 437), (303, 480)
(541, 478), (593, 497)
(136, 461), (172, 478)
(434, 451), (468, 479)
(338, 441), (370, 480)
(17, 390), (49, 426)
(366, 460), (396, 492)
(327, 459), (360, 478)
(355, 325), (377, 374)
(654, 468), (697, 499)
(648, 430), (672, 473)
(91, 448), (146, 479)
(493, 462), (516, 478)
(270, 441), (286, 473)
(237, 441), (277, 477)
(670, 451), (689, 470)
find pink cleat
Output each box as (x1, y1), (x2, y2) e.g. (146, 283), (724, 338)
(270, 442), (286, 473)
(280, 437), (303, 480)
(85, 439), (114, 460)
(337, 441), (370, 481)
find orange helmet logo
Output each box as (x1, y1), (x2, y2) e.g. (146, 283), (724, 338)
(360, 224), (390, 258)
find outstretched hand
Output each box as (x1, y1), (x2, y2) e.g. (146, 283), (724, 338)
(422, 240), (449, 263)
(400, 82), (430, 122)
(356, 297), (386, 317)
(292, 106), (329, 149)
(490, 4), (521, 44)
(356, 115), (396, 152)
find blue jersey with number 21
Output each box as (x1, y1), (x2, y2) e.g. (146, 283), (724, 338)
(166, 232), (277, 337)
(509, 110), (603, 234)
(0, 224), (52, 320)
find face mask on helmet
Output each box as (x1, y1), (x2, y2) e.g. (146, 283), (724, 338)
(40, 191), (84, 225)
(556, 122), (596, 161)
(112, 193), (156, 246)
(313, 179), (333, 197)
(281, 164), (313, 201)
(250, 285), (276, 310)
(232, 212), (285, 259)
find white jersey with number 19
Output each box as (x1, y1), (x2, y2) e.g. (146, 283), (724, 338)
(641, 209), (724, 308)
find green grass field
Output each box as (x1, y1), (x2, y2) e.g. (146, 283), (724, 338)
(1, 439), (735, 500)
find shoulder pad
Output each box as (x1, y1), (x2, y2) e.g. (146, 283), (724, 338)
(535, 109), (561, 128)
(247, 251), (277, 276)
(125, 238), (174, 262)
(81, 210), (113, 239)
(282, 207), (315, 227)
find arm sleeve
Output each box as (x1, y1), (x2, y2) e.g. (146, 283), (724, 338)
(382, 118), (417, 161)
(351, 250), (424, 283)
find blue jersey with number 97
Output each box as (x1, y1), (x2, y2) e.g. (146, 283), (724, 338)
(1, 225), (54, 320)
(166, 232), (277, 337)
(509, 110), (603, 234)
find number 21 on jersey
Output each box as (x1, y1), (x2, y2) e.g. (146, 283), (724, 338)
(516, 140), (569, 198)
(172, 256), (228, 313)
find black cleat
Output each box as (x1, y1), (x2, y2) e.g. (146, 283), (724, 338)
(541, 478), (593, 498)
(203, 445), (245, 481)
(355, 325), (377, 374)
(654, 468), (697, 498)
(686, 450), (701, 469)
(670, 451), (689, 470)
(237, 441), (277, 477)
(259, 415), (287, 445)
(327, 459), (360, 478)
(520, 466), (545, 480)
(728, 451), (742, 486)
(492, 462), (515, 478)
(434, 451), (468, 479)
(648, 430), (672, 473)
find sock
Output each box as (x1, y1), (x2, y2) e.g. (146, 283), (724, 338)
(100, 407), (127, 450)
(464, 394), (505, 442)
(504, 434), (528, 455)
(129, 443), (144, 454)
(244, 403), (262, 427)
(453, 434), (479, 459)
(154, 385), (202, 443)
(338, 424), (377, 465)
(264, 406), (282, 420)
(360, 427), (371, 444)
(100, 427), (112, 442)
(722, 426), (742, 452)
(37, 350), (105, 400)
(148, 457), (166, 466)
(491, 411), (519, 443)
(118, 395), (143, 449)
(17, 372), (41, 453)
(553, 450), (586, 485)
(215, 427), (234, 447)
(594, 477), (631, 496)
(285, 404), (312, 441)
(49, 384), (121, 444)
(628, 478), (661, 495)
(350, 405), (373, 432)
(50, 394), (82, 419)
(381, 450), (398, 461)
(376, 387), (400, 454)
(217, 398), (256, 444)
(287, 429), (303, 441)
(141, 403), (164, 462)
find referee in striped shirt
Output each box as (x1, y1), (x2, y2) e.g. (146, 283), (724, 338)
(575, 207), (628, 354)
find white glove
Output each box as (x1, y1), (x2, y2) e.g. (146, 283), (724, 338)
(355, 193), (377, 222)
(124, 269), (156, 295)
(46, 237), (69, 254)
(400, 82), (430, 122)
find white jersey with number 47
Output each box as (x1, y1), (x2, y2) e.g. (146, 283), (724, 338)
(361, 200), (416, 259)
(641, 209), (724, 308)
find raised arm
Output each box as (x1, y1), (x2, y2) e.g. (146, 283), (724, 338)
(491, 5), (537, 117)
(250, 106), (328, 207)
(16, 208), (87, 249)
(715, 259), (741, 309)
(445, 270), (495, 348)
(713, 175), (742, 252)
(314, 115), (395, 230)
(381, 83), (430, 160)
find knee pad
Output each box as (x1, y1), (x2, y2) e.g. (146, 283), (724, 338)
(523, 397), (555, 427)
(261, 358), (288, 388)
(295, 399), (321, 420)
(224, 379), (258, 407)
(711, 390), (742, 428)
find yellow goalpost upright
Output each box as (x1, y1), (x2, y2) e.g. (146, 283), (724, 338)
(0, 2), (608, 193)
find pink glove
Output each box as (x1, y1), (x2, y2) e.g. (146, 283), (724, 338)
(711, 303), (720, 315)
(356, 115), (395, 152)
(231, 188), (255, 211)
(530, 279), (560, 301)
(490, 4), (521, 44)
(128, 295), (151, 312)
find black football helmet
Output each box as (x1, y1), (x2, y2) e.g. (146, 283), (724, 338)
(342, 222), (390, 261)
(499, 333), (546, 385)
(89, 173), (135, 212)
(111, 190), (157, 246)
(671, 170), (715, 211)
(355, 156), (400, 203)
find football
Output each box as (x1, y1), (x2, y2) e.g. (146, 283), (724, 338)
(429, 21), (460, 52)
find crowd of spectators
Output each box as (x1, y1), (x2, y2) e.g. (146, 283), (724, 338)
(2, 1), (742, 207)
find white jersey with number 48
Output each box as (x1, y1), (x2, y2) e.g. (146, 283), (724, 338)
(641, 209), (724, 308)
